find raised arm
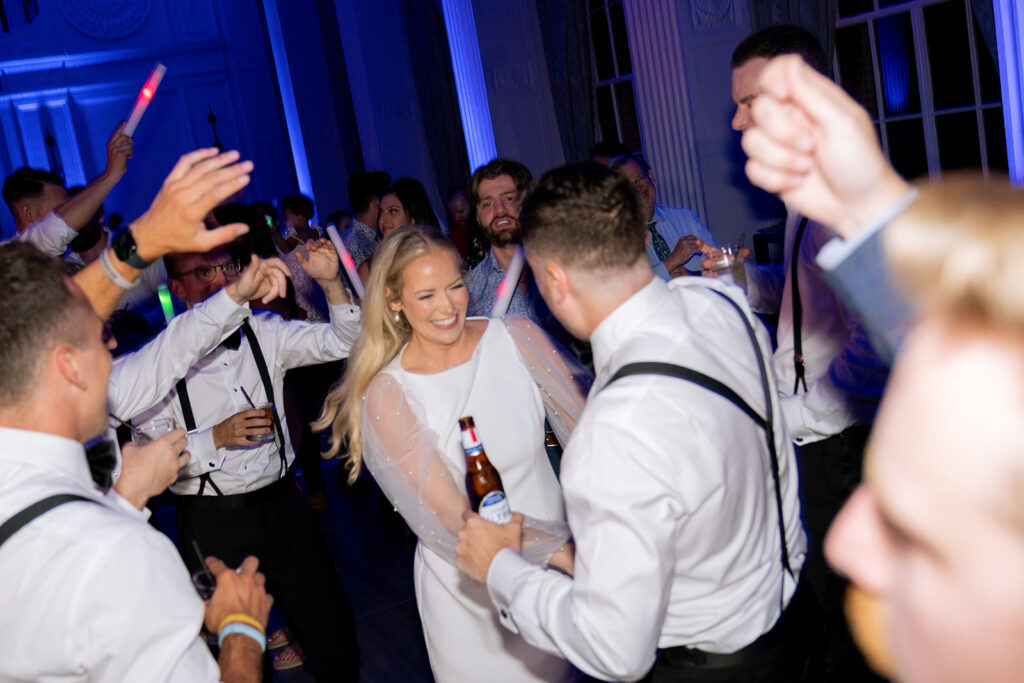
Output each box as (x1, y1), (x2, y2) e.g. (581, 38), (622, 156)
(74, 148), (253, 319)
(56, 123), (133, 230)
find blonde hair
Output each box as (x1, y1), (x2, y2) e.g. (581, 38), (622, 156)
(314, 225), (461, 483)
(886, 173), (1024, 336)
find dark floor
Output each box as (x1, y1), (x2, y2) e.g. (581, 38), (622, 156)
(152, 459), (435, 683)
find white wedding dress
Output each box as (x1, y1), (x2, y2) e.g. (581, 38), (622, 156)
(361, 317), (587, 682)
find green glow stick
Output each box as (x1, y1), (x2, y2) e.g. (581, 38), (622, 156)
(157, 284), (175, 324)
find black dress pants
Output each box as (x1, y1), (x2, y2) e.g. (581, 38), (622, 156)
(637, 580), (824, 683)
(797, 425), (885, 682)
(175, 473), (359, 681)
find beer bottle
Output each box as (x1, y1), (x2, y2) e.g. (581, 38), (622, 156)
(459, 416), (512, 524)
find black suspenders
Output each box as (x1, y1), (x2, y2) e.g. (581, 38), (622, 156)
(601, 289), (794, 580)
(176, 320), (288, 496)
(0, 494), (98, 550)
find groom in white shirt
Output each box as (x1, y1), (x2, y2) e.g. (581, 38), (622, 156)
(456, 163), (820, 682)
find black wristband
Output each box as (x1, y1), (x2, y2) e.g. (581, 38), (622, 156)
(111, 229), (153, 269)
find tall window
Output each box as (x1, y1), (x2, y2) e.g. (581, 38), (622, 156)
(588, 0), (641, 150)
(835, 0), (1007, 180)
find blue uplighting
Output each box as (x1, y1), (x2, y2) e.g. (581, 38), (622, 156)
(877, 15), (911, 115)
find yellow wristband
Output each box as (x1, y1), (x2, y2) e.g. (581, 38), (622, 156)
(217, 613), (265, 635)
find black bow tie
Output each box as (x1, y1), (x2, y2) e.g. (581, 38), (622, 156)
(219, 329), (242, 351)
(85, 441), (117, 491)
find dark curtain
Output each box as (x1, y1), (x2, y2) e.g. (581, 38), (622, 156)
(317, 0), (365, 175)
(400, 0), (471, 192)
(535, 0), (595, 164)
(970, 0), (999, 65)
(748, 0), (837, 74)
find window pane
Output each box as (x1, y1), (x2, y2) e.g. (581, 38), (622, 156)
(838, 0), (873, 19)
(876, 12), (921, 116)
(590, 9), (615, 81)
(983, 106), (1008, 172)
(886, 117), (928, 179)
(973, 12), (1002, 104)
(836, 24), (878, 115)
(936, 111), (982, 171)
(609, 2), (632, 77)
(596, 85), (617, 143)
(614, 80), (642, 150)
(924, 1), (974, 110)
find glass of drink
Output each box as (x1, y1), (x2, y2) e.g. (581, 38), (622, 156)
(133, 417), (177, 445)
(247, 402), (275, 442)
(192, 569), (216, 600)
(708, 242), (747, 291)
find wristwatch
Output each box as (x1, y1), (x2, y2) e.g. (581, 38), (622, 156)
(110, 228), (153, 269)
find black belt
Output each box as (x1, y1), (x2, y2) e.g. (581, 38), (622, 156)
(175, 470), (295, 510)
(651, 580), (815, 673)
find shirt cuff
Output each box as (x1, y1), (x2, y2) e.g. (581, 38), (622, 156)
(486, 547), (535, 634)
(816, 188), (919, 271)
(203, 286), (251, 320)
(106, 488), (153, 520)
(180, 428), (223, 477)
(780, 394), (811, 444)
(328, 301), (361, 319)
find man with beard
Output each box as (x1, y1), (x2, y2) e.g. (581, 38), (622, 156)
(465, 159), (553, 326)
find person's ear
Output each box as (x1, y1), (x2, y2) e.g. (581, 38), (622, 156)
(647, 168), (656, 189)
(17, 201), (35, 227)
(55, 344), (87, 391)
(545, 260), (571, 305)
(167, 277), (186, 303)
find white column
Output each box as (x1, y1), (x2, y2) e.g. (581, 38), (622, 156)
(262, 0), (315, 199)
(14, 100), (48, 170)
(994, 0), (1024, 185)
(622, 0), (707, 220)
(441, 0), (496, 171)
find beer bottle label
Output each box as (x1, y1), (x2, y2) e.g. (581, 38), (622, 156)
(461, 425), (483, 456)
(478, 490), (512, 524)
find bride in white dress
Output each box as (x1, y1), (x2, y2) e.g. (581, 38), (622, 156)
(316, 226), (588, 682)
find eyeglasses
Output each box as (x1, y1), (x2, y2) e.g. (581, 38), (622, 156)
(171, 260), (241, 284)
(631, 173), (652, 190)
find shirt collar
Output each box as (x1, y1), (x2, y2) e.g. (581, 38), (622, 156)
(590, 275), (665, 380)
(0, 426), (94, 486)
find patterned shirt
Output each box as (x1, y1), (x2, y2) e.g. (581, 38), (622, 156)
(342, 219), (379, 268)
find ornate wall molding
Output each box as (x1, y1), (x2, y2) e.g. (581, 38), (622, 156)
(56, 0), (152, 40)
(691, 0), (737, 33)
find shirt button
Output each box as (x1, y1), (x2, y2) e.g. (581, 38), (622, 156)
(499, 609), (509, 619)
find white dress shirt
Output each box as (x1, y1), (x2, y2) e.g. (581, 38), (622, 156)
(486, 277), (806, 682)
(0, 427), (219, 681)
(12, 211), (77, 256)
(123, 300), (360, 495)
(744, 213), (888, 444)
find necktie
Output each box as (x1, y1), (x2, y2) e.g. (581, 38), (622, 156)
(648, 221), (671, 260)
(791, 217), (810, 394)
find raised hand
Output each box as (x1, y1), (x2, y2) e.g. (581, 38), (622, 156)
(741, 55), (911, 239)
(105, 122), (134, 177)
(130, 149), (254, 262)
(295, 238), (340, 282)
(226, 254), (292, 305)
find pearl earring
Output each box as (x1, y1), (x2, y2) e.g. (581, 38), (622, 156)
(392, 310), (401, 323)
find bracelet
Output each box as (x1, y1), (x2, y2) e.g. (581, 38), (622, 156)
(217, 613), (265, 635)
(218, 623), (267, 652)
(99, 248), (134, 290)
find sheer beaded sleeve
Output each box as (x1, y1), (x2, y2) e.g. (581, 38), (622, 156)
(503, 316), (591, 445)
(361, 372), (467, 561)
(361, 371), (572, 565)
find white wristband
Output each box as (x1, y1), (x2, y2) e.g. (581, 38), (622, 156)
(99, 248), (134, 290)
